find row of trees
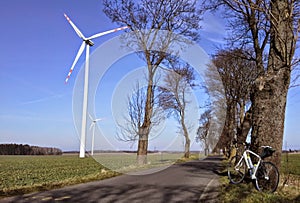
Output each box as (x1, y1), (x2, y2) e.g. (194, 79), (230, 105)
(200, 0), (299, 169)
(199, 0), (299, 168)
(0, 144), (62, 155)
(102, 0), (299, 168)
(198, 48), (258, 156)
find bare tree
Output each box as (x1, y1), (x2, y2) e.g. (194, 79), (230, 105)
(212, 48), (258, 156)
(204, 0), (299, 168)
(158, 63), (196, 158)
(117, 81), (164, 144)
(196, 109), (211, 156)
(203, 63), (227, 154)
(103, 0), (202, 164)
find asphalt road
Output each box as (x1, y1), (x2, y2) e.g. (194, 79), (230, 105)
(0, 156), (223, 203)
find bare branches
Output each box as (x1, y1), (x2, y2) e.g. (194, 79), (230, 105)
(207, 48), (258, 151)
(158, 62), (196, 158)
(212, 48), (258, 104)
(158, 63), (196, 120)
(204, 0), (300, 71)
(116, 81), (164, 143)
(196, 109), (211, 155)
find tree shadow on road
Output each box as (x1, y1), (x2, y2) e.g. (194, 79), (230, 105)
(3, 183), (216, 203)
(181, 155), (226, 176)
(1, 156), (226, 203)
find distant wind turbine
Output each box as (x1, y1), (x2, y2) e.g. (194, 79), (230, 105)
(89, 114), (104, 156)
(63, 13), (128, 158)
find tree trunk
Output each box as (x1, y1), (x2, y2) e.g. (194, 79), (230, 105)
(137, 126), (149, 165)
(251, 70), (290, 168)
(137, 70), (154, 165)
(184, 138), (191, 158)
(177, 101), (191, 158)
(214, 100), (236, 156)
(182, 118), (190, 158)
(237, 107), (252, 155)
(250, 0), (294, 169)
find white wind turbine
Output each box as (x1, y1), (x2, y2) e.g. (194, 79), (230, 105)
(89, 114), (104, 156)
(63, 13), (128, 158)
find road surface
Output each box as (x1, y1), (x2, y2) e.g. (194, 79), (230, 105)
(0, 156), (223, 203)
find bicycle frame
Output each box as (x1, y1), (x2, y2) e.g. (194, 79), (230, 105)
(235, 149), (262, 179)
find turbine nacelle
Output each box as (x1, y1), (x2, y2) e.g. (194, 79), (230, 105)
(85, 39), (94, 47)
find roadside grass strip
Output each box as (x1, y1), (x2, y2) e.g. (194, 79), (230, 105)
(219, 153), (300, 203)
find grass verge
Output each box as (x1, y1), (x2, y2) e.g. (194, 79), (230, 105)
(218, 153), (300, 203)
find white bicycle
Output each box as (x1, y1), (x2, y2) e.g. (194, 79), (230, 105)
(227, 142), (279, 193)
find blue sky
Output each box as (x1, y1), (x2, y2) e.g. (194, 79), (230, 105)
(0, 0), (299, 151)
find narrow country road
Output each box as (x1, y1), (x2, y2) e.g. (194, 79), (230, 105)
(0, 156), (223, 203)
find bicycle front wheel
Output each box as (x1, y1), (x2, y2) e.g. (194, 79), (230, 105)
(228, 155), (246, 184)
(255, 161), (279, 193)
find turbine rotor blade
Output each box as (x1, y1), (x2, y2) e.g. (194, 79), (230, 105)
(87, 26), (129, 40)
(65, 41), (86, 84)
(88, 113), (93, 121)
(95, 118), (104, 122)
(89, 123), (94, 131)
(64, 13), (86, 40)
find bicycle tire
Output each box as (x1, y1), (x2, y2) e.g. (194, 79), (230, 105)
(228, 155), (246, 184)
(255, 161), (279, 193)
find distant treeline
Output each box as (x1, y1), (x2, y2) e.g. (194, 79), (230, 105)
(0, 144), (62, 155)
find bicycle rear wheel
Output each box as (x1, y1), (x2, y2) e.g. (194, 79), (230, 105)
(228, 155), (246, 184)
(255, 161), (279, 193)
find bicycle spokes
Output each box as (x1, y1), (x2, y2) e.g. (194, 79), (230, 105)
(255, 162), (279, 193)
(228, 155), (246, 184)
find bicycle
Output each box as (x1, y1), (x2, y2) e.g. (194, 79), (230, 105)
(227, 142), (279, 193)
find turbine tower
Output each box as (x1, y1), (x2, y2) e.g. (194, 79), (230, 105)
(89, 114), (104, 156)
(64, 13), (128, 158)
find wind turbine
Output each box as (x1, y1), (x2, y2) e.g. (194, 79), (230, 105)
(89, 114), (104, 156)
(63, 13), (128, 158)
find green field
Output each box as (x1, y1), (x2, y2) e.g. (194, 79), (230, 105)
(0, 152), (197, 198)
(281, 153), (300, 176)
(92, 152), (185, 173)
(0, 155), (119, 197)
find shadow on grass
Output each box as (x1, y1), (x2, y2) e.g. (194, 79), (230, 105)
(217, 158), (300, 203)
(221, 182), (300, 203)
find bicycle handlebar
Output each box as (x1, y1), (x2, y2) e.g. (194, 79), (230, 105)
(261, 145), (272, 148)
